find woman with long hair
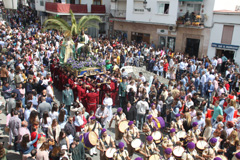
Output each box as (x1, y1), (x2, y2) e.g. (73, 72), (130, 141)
(182, 112), (192, 132)
(57, 130), (70, 151)
(19, 134), (39, 160)
(224, 99), (236, 122)
(202, 118), (212, 141)
(36, 142), (49, 160)
(48, 119), (61, 142)
(16, 100), (24, 121)
(49, 103), (59, 121)
(49, 145), (61, 160)
(40, 111), (52, 137)
(58, 109), (67, 129)
(226, 130), (239, 159)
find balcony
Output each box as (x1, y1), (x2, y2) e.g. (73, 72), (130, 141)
(91, 5), (106, 13)
(176, 13), (206, 28)
(110, 9), (126, 18)
(45, 2), (88, 13)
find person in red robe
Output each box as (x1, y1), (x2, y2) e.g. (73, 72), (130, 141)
(85, 88), (99, 114)
(77, 83), (87, 106)
(68, 74), (74, 88)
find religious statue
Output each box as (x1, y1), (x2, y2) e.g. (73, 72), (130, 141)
(60, 36), (75, 64)
(76, 30), (90, 59)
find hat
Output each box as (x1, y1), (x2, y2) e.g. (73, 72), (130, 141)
(187, 142), (195, 149)
(236, 152), (240, 159)
(165, 148), (172, 155)
(135, 158), (143, 160)
(90, 116), (96, 120)
(65, 84), (70, 87)
(170, 128), (176, 133)
(128, 121), (134, 126)
(101, 128), (107, 135)
(210, 137), (217, 144)
(146, 136), (153, 141)
(118, 142), (124, 148)
(192, 122), (198, 127)
(147, 115), (152, 120)
(175, 113), (180, 117)
(117, 107), (122, 113)
(214, 158), (221, 160)
(61, 145), (67, 150)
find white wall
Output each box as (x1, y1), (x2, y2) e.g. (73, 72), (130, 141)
(214, 0), (240, 11)
(126, 0), (178, 25)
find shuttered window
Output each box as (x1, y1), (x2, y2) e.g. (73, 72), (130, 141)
(221, 25), (234, 44)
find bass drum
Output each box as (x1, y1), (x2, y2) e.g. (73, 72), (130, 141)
(131, 139), (142, 151)
(152, 131), (162, 144)
(118, 120), (129, 133)
(105, 147), (117, 159)
(173, 146), (185, 160)
(149, 154), (160, 160)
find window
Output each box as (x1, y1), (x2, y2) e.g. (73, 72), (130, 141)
(157, 2), (169, 14)
(221, 25), (234, 44)
(159, 36), (175, 51)
(93, 0), (101, 5)
(99, 23), (106, 34)
(186, 3), (201, 15)
(167, 37), (175, 51)
(40, 0), (44, 6)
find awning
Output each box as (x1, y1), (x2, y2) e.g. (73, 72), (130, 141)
(179, 0), (203, 2)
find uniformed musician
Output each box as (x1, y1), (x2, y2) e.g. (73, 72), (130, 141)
(123, 121), (140, 158)
(113, 142), (131, 160)
(139, 135), (160, 160)
(84, 116), (102, 156)
(187, 122), (201, 144)
(171, 113), (184, 132)
(162, 128), (181, 149)
(109, 107), (127, 145)
(160, 148), (175, 160)
(97, 128), (116, 160)
(142, 115), (158, 136)
(202, 137), (219, 160)
(181, 142), (203, 160)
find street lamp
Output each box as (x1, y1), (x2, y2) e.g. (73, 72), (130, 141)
(143, 0), (151, 12)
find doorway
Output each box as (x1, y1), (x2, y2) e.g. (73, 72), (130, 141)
(185, 38), (200, 57)
(216, 49), (235, 62)
(131, 32), (150, 44)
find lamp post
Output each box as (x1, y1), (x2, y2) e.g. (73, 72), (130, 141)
(143, 0), (151, 12)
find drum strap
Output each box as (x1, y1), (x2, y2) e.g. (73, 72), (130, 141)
(149, 123), (154, 133)
(117, 150), (126, 160)
(89, 122), (97, 132)
(186, 149), (196, 159)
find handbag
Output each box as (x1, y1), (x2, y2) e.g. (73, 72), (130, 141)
(4, 126), (10, 133)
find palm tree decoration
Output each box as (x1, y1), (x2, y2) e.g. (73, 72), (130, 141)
(43, 10), (102, 38)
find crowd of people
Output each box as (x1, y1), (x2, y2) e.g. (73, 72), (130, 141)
(0, 4), (240, 160)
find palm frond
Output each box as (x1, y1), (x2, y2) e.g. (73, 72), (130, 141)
(77, 15), (102, 33)
(82, 23), (100, 30)
(43, 18), (71, 31)
(42, 24), (63, 32)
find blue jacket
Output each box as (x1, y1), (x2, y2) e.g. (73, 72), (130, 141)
(204, 84), (214, 97)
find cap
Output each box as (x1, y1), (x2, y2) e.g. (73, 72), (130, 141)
(90, 116), (96, 120)
(146, 136), (153, 141)
(135, 158), (143, 160)
(165, 148), (172, 155)
(170, 128), (176, 133)
(175, 113), (180, 117)
(236, 152), (240, 159)
(187, 142), (195, 149)
(192, 122), (198, 127)
(128, 121), (134, 126)
(210, 137), (217, 144)
(147, 115), (152, 120)
(65, 84), (70, 87)
(118, 142), (124, 148)
(214, 158), (221, 160)
(117, 107), (122, 113)
(101, 128), (107, 135)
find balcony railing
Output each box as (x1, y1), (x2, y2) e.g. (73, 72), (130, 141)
(176, 13), (206, 27)
(110, 9), (126, 18)
(91, 5), (106, 13)
(45, 2), (88, 13)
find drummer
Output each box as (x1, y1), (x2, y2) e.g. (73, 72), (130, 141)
(142, 115), (158, 136)
(123, 121), (140, 158)
(161, 148), (175, 160)
(109, 107), (127, 145)
(181, 142), (203, 160)
(187, 122), (201, 144)
(171, 113), (184, 132)
(84, 116), (102, 156)
(202, 137), (219, 160)
(97, 128), (116, 160)
(232, 152), (240, 160)
(139, 135), (160, 160)
(162, 128), (181, 149)
(112, 142), (131, 160)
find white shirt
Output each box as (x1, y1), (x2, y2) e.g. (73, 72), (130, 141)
(40, 117), (52, 128)
(46, 85), (54, 98)
(103, 97), (113, 106)
(201, 74), (207, 84)
(74, 115), (84, 127)
(139, 76), (146, 82)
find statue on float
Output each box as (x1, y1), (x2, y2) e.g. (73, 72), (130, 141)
(76, 30), (90, 59)
(60, 33), (76, 64)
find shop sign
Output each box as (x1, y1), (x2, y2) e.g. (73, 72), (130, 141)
(211, 43), (239, 50)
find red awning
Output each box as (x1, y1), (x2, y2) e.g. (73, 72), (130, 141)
(45, 2), (88, 13)
(91, 5), (106, 13)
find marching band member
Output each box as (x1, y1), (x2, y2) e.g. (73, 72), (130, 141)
(202, 137), (219, 160)
(161, 148), (175, 160)
(187, 122), (201, 143)
(232, 152), (240, 160)
(84, 116), (102, 156)
(143, 115), (158, 136)
(113, 142), (131, 160)
(162, 128), (180, 149)
(139, 135), (160, 160)
(109, 107), (127, 145)
(181, 142), (203, 160)
(123, 121), (140, 158)
(171, 113), (184, 132)
(97, 128), (116, 160)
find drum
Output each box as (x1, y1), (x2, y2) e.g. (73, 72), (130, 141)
(105, 147), (117, 159)
(131, 139), (142, 151)
(118, 120), (129, 133)
(176, 131), (187, 141)
(173, 146), (185, 160)
(215, 155), (227, 160)
(153, 117), (165, 128)
(152, 131), (162, 144)
(196, 140), (208, 155)
(149, 154), (160, 160)
(79, 131), (98, 149)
